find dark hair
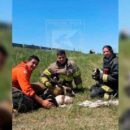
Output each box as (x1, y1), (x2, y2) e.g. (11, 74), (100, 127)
(102, 45), (114, 54)
(0, 45), (8, 57)
(57, 50), (66, 56)
(27, 55), (40, 62)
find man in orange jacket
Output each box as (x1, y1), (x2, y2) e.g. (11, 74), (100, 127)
(12, 55), (53, 112)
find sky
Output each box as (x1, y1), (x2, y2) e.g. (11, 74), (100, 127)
(119, 0), (130, 31)
(1, 0), (119, 53)
(0, 0), (12, 23)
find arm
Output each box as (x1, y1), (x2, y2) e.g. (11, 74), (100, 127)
(40, 69), (52, 88)
(17, 69), (53, 108)
(102, 62), (118, 83)
(32, 94), (53, 108)
(17, 69), (35, 97)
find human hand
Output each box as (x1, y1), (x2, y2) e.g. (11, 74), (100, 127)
(41, 99), (53, 109)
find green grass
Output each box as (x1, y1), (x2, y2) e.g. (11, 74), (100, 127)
(12, 47), (118, 130)
(119, 38), (130, 112)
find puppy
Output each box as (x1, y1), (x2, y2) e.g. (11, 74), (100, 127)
(55, 86), (75, 106)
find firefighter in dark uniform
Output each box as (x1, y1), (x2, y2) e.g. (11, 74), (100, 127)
(90, 45), (118, 100)
(39, 50), (83, 96)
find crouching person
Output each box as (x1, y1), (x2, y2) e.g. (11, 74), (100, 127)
(39, 50), (83, 104)
(90, 45), (118, 100)
(12, 55), (54, 113)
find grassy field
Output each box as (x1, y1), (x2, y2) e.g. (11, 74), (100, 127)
(12, 47), (118, 130)
(119, 39), (130, 112)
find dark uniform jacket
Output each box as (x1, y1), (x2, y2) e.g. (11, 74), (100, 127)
(102, 54), (118, 92)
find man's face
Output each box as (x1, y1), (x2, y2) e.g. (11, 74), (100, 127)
(27, 59), (39, 71)
(0, 53), (6, 71)
(57, 54), (67, 65)
(103, 48), (112, 58)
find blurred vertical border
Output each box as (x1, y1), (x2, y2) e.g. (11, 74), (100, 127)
(0, 22), (12, 100)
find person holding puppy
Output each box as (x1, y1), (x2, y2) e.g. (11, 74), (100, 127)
(90, 45), (118, 100)
(39, 50), (83, 96)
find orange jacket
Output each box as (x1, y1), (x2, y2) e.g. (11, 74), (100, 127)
(12, 62), (35, 97)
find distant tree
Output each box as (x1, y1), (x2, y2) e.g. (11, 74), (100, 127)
(89, 49), (95, 54)
(120, 30), (129, 40)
